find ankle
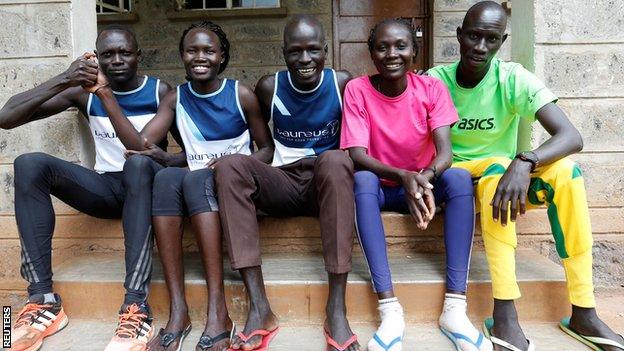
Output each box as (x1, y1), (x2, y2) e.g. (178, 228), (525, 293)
(170, 302), (188, 315)
(249, 301), (272, 318)
(571, 305), (598, 321)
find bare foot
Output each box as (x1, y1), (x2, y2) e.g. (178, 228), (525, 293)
(196, 316), (234, 351)
(146, 311), (191, 351)
(229, 305), (278, 350)
(325, 310), (360, 351)
(492, 300), (529, 351)
(569, 306), (624, 351)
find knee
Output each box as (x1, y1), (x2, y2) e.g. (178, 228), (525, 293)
(316, 150), (353, 178)
(182, 169), (215, 197)
(549, 158), (581, 181)
(183, 169), (217, 210)
(123, 154), (153, 174)
(482, 158), (510, 178)
(153, 168), (185, 194)
(439, 168), (473, 197)
(122, 155), (156, 187)
(152, 168), (185, 212)
(354, 171), (380, 195)
(13, 152), (52, 188)
(213, 154), (251, 185)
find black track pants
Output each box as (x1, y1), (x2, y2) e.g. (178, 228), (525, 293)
(14, 152), (162, 304)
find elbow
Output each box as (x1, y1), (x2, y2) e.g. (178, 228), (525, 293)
(0, 116), (13, 130)
(572, 130), (584, 153)
(261, 144), (275, 155)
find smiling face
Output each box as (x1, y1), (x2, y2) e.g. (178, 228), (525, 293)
(181, 28), (224, 83)
(283, 20), (327, 90)
(457, 7), (507, 75)
(369, 22), (415, 81)
(96, 30), (140, 85)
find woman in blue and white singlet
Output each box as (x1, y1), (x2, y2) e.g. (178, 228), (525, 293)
(94, 21), (274, 351)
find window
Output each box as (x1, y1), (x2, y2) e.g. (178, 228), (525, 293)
(176, 0), (280, 10)
(96, 0), (131, 14)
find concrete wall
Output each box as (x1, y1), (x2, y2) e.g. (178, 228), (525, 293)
(432, 0), (511, 67)
(117, 0), (333, 88)
(0, 0), (97, 303)
(513, 0), (624, 286)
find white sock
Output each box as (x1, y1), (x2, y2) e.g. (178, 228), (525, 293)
(439, 294), (492, 351)
(368, 298), (404, 351)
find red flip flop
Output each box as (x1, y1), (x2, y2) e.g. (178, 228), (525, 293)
(227, 326), (280, 351)
(323, 327), (358, 351)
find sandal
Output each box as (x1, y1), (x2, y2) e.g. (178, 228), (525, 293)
(560, 317), (624, 350)
(483, 318), (535, 351)
(155, 324), (192, 351)
(197, 325), (236, 350)
(323, 326), (358, 351)
(226, 326), (280, 351)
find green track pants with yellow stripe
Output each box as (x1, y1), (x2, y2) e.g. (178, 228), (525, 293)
(454, 157), (595, 307)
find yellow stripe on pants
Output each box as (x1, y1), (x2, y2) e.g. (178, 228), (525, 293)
(453, 157), (595, 307)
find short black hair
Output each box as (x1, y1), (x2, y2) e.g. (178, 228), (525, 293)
(283, 14), (325, 46)
(178, 20), (230, 74)
(367, 18), (419, 58)
(96, 24), (138, 49)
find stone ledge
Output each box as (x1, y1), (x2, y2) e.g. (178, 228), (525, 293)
(2, 207), (622, 240)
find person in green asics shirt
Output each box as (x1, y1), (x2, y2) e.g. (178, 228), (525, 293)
(428, 1), (624, 350)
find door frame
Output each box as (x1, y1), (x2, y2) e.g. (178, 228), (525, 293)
(331, 0), (434, 71)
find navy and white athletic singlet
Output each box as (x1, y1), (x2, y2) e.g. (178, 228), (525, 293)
(88, 75), (161, 173)
(270, 68), (342, 167)
(176, 79), (252, 171)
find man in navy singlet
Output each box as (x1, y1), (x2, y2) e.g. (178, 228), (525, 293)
(215, 15), (360, 351)
(0, 26), (184, 351)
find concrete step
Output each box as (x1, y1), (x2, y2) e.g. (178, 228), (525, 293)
(36, 319), (589, 351)
(50, 249), (569, 323)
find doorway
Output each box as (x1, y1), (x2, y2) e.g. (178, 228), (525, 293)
(332, 0), (431, 77)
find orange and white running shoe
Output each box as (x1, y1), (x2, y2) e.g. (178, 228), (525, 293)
(104, 303), (154, 351)
(9, 294), (68, 351)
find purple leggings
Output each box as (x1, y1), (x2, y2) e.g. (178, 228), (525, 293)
(354, 168), (475, 293)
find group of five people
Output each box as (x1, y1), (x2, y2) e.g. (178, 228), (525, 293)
(2, 1), (623, 351)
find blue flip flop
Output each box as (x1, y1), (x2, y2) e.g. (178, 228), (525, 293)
(439, 326), (489, 350)
(370, 333), (402, 350)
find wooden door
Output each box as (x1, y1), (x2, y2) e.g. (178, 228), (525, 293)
(332, 0), (431, 77)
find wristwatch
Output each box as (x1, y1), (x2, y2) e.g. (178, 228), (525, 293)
(515, 151), (539, 171)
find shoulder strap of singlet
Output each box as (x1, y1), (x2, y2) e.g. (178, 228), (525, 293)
(87, 93), (93, 116)
(234, 80), (247, 124)
(269, 72), (279, 122)
(331, 69), (343, 109)
(155, 78), (161, 106)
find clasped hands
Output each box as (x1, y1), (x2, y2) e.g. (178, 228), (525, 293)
(400, 170), (436, 230)
(69, 52), (109, 94)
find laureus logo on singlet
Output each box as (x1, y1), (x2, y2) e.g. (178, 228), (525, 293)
(275, 120), (340, 143)
(94, 130), (118, 139)
(456, 117), (495, 130)
(187, 144), (240, 161)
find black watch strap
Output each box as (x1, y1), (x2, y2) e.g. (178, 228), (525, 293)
(515, 151), (539, 171)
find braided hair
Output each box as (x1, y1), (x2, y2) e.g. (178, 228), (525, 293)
(179, 20), (230, 74)
(367, 18), (419, 59)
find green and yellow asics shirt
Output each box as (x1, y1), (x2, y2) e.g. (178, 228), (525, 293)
(428, 58), (558, 162)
